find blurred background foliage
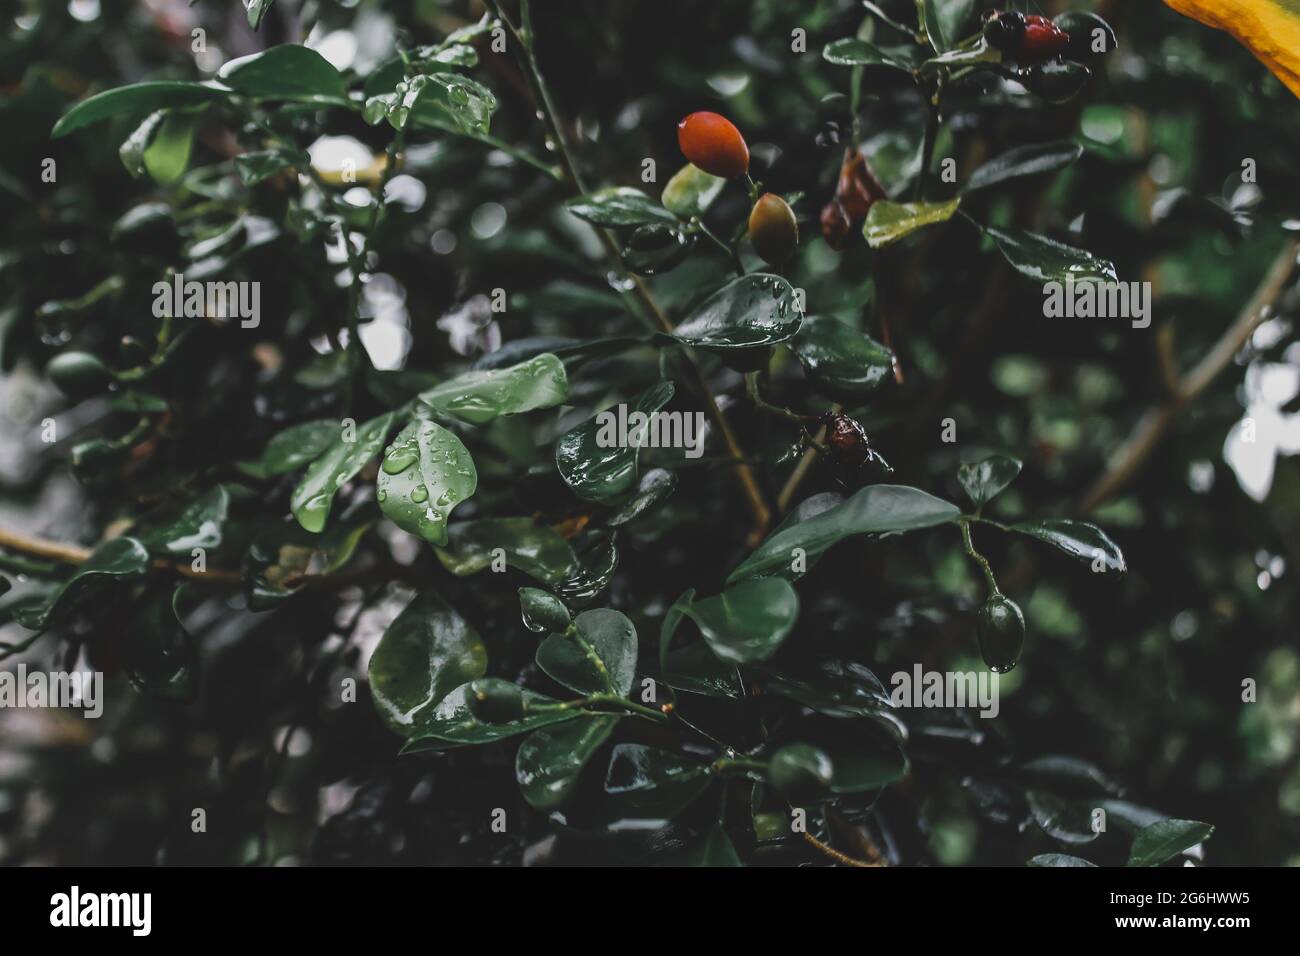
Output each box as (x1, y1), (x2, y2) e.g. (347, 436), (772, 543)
(0, 0), (1298, 865)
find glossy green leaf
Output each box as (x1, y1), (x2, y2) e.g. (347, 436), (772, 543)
(237, 419), (339, 479)
(1010, 519), (1126, 572)
(790, 316), (893, 394)
(123, 586), (199, 701)
(864, 198), (962, 248)
(13, 537), (151, 630)
(217, 45), (350, 106)
(1028, 791), (1099, 845)
(402, 684), (579, 753)
(603, 744), (712, 819)
(659, 586), (697, 673)
(661, 642), (743, 699)
(662, 163), (725, 219)
(118, 111), (164, 178)
(962, 141), (1084, 194)
(435, 518), (576, 584)
(53, 82), (227, 137)
(957, 455), (1022, 508)
(519, 587), (571, 633)
(416, 72), (498, 136)
(555, 381), (675, 503)
(368, 593), (488, 735)
(536, 608), (637, 697)
(565, 187), (678, 228)
(415, 353), (569, 425)
(670, 274), (802, 350)
(1028, 853), (1097, 867)
(376, 420), (477, 547)
(608, 468), (677, 527)
(923, 0), (976, 52)
(552, 531), (620, 607)
(827, 733), (909, 793)
(136, 485), (230, 555)
(822, 38), (918, 70)
(729, 485), (961, 583)
(1127, 819), (1214, 866)
(142, 110), (199, 185)
(244, 0), (275, 29)
(291, 413), (396, 533)
(683, 578), (800, 665)
(235, 147), (309, 186)
(516, 715), (620, 810)
(758, 660), (891, 717)
(984, 226), (1118, 283)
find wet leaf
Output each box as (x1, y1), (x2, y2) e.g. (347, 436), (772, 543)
(237, 419), (339, 479)
(435, 518), (576, 584)
(863, 198), (961, 248)
(1127, 818), (1214, 866)
(555, 381), (675, 502)
(402, 684), (579, 752)
(235, 147), (309, 186)
(416, 353), (568, 425)
(603, 744), (713, 819)
(1028, 791), (1099, 845)
(608, 468), (677, 527)
(957, 455), (1022, 508)
(670, 274), (803, 350)
(790, 316), (893, 395)
(516, 715), (620, 810)
(368, 593), (488, 736)
(729, 485), (960, 583)
(683, 578), (800, 665)
(291, 413), (396, 533)
(962, 141), (1084, 194)
(1010, 519), (1126, 572)
(519, 587), (571, 633)
(984, 226), (1118, 283)
(218, 45), (350, 106)
(1028, 853), (1097, 867)
(53, 82), (227, 138)
(662, 163), (725, 218)
(822, 38), (919, 70)
(376, 419), (477, 547)
(137, 485), (230, 555)
(536, 608), (637, 697)
(923, 0), (977, 52)
(13, 538), (151, 630)
(565, 187), (677, 228)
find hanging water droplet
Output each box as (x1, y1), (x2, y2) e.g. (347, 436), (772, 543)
(411, 486), (428, 503)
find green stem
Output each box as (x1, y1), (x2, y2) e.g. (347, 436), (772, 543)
(959, 518), (1000, 597)
(697, 220), (744, 276)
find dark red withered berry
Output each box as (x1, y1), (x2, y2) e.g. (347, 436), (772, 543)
(820, 199), (852, 250)
(983, 10), (1069, 65)
(826, 412), (872, 468)
(677, 111), (749, 179)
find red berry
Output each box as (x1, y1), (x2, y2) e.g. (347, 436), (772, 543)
(1017, 15), (1070, 64)
(820, 199), (852, 250)
(677, 111), (749, 179)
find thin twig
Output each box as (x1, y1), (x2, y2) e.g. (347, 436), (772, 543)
(1079, 238), (1299, 512)
(483, 0), (771, 544)
(801, 830), (880, 867)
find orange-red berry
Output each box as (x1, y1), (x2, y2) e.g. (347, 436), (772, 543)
(677, 111), (749, 179)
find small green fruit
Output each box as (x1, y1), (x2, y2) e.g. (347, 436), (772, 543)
(46, 351), (112, 399)
(748, 193), (799, 266)
(1020, 59), (1092, 104)
(767, 743), (834, 803)
(466, 678), (526, 723)
(977, 595), (1026, 673)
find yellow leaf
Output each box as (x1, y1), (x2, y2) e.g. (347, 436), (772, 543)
(1165, 0), (1300, 96)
